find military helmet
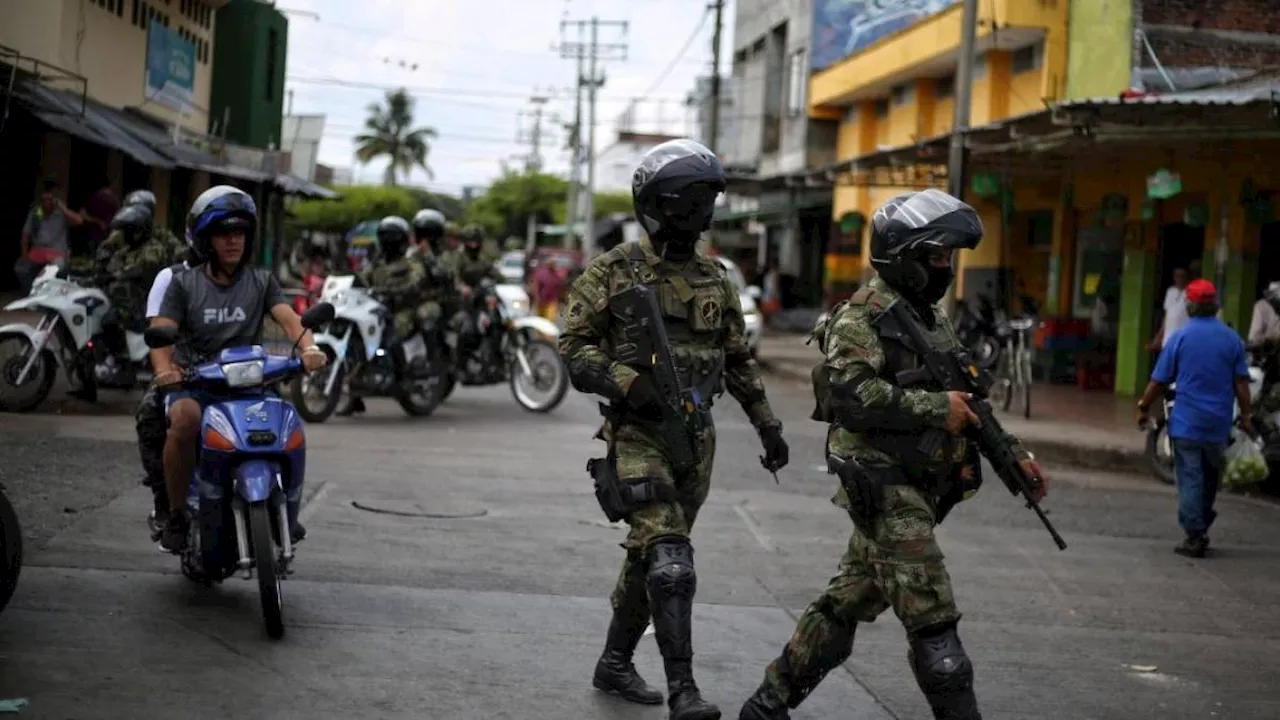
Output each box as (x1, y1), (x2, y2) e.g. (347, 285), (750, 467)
(123, 189), (157, 214)
(869, 189), (982, 303)
(376, 216), (412, 259)
(631, 138), (725, 237)
(412, 208), (446, 239)
(110, 204), (154, 247)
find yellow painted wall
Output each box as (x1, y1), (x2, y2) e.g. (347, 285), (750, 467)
(1009, 66), (1045, 115)
(885, 94), (917, 147)
(933, 93), (955, 136)
(0, 0), (215, 133)
(810, 0), (1065, 109)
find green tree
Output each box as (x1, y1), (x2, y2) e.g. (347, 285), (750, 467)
(592, 190), (633, 218)
(404, 187), (465, 221)
(463, 168), (569, 238)
(354, 89), (437, 186)
(287, 185), (418, 234)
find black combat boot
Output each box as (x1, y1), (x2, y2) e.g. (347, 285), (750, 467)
(593, 561), (662, 704)
(648, 541), (720, 720)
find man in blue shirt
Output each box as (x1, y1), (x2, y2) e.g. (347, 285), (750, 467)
(1138, 279), (1254, 558)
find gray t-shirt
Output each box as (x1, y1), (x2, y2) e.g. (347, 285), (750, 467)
(158, 265), (288, 366)
(23, 206), (70, 255)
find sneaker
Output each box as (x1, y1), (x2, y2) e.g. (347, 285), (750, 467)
(159, 513), (189, 553)
(1174, 535), (1207, 558)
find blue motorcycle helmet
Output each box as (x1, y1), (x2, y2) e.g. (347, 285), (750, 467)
(186, 185), (257, 271)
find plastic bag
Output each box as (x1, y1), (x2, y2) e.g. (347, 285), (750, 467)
(1223, 430), (1269, 488)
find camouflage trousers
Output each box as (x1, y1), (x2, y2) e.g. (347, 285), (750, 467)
(756, 483), (960, 705)
(393, 302), (445, 339)
(603, 419), (716, 613)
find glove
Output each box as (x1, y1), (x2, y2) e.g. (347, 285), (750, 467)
(759, 422), (789, 471)
(625, 375), (664, 422)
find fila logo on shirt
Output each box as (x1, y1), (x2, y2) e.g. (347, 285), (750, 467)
(204, 307), (247, 324)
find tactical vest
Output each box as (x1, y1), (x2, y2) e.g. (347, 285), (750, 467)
(610, 243), (726, 406)
(816, 285), (966, 477)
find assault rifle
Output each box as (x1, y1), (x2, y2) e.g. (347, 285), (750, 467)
(882, 299), (1067, 550)
(608, 282), (708, 473)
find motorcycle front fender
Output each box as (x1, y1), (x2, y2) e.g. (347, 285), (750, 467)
(0, 321), (62, 369)
(312, 329), (350, 396)
(510, 315), (559, 341)
(235, 459), (281, 504)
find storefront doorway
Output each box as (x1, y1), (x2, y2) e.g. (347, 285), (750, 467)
(1152, 221), (1205, 323)
(1258, 222), (1280, 299)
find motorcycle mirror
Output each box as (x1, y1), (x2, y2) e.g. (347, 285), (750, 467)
(300, 302), (336, 330)
(144, 325), (179, 349)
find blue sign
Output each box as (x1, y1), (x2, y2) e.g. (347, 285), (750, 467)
(812, 0), (961, 72)
(145, 24), (196, 111)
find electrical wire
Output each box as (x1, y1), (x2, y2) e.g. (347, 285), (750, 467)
(638, 8), (710, 99)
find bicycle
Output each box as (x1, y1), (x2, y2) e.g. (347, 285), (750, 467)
(988, 308), (1037, 420)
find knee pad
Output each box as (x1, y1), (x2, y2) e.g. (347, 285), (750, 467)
(645, 540), (696, 601)
(908, 625), (974, 697)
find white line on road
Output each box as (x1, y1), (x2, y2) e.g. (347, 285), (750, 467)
(734, 502), (778, 554)
(298, 479), (332, 522)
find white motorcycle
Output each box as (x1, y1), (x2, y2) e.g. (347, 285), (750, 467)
(0, 264), (150, 411)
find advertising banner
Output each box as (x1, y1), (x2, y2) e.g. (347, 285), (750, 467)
(812, 0), (961, 72)
(145, 24), (196, 112)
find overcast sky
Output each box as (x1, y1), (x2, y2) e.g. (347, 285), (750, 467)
(281, 0), (735, 196)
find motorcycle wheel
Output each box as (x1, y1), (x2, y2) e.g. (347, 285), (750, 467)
(0, 485), (22, 616)
(0, 333), (55, 413)
(289, 348), (344, 423)
(439, 373), (456, 402)
(396, 375), (443, 417)
(249, 501), (284, 639)
(509, 338), (568, 413)
(974, 336), (1002, 370)
(1146, 423), (1175, 485)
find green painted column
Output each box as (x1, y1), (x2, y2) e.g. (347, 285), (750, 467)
(1222, 250), (1255, 335)
(1044, 255), (1061, 316)
(1115, 247), (1157, 396)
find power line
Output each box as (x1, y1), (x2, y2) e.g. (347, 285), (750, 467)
(640, 8), (710, 99)
(284, 75), (685, 104)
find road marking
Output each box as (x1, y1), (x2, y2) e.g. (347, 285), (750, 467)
(733, 502), (778, 554)
(298, 480), (331, 522)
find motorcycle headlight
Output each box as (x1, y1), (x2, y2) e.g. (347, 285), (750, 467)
(222, 360), (265, 388)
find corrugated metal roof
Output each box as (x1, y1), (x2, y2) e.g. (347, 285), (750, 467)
(275, 173), (341, 199)
(12, 83), (175, 168)
(1058, 72), (1280, 108)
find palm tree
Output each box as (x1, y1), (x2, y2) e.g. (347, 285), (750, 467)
(353, 89), (437, 186)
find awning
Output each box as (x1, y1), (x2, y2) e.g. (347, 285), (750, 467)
(107, 107), (273, 182)
(275, 172), (341, 199)
(12, 82), (174, 169)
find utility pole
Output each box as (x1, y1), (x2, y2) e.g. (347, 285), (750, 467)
(517, 94), (552, 249)
(943, 0), (979, 318)
(559, 20), (587, 250)
(559, 17), (628, 260)
(708, 0), (725, 152)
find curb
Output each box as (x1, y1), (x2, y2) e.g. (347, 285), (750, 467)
(758, 360), (1149, 475)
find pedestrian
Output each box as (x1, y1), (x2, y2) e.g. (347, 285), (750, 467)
(560, 138), (789, 720)
(1147, 266), (1190, 352)
(737, 188), (1049, 720)
(1137, 279), (1254, 558)
(1247, 281), (1280, 345)
(16, 179), (84, 293)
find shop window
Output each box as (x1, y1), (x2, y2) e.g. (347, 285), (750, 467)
(874, 98), (889, 118)
(1017, 210), (1054, 250)
(1072, 226), (1124, 319)
(1012, 43), (1044, 75)
(890, 83), (912, 106)
(786, 48), (807, 117)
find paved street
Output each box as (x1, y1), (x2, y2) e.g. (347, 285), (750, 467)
(1, 377), (1279, 719)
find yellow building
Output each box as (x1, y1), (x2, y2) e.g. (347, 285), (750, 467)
(809, 0), (1069, 304)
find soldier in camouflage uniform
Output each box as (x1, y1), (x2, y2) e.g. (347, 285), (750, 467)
(410, 208), (460, 342)
(94, 204), (173, 386)
(561, 139), (790, 720)
(437, 220), (463, 277)
(737, 189), (1050, 720)
(360, 216), (431, 358)
(110, 189), (188, 264)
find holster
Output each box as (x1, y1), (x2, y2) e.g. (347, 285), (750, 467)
(587, 453), (676, 523)
(829, 455), (910, 538)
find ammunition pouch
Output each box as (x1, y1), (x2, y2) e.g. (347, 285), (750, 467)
(829, 456), (911, 537)
(588, 454), (677, 522)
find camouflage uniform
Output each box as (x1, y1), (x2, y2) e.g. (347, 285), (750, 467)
(455, 251), (503, 288)
(410, 250), (457, 333)
(745, 275), (1027, 719)
(559, 236), (777, 665)
(361, 256), (429, 339)
(97, 228), (174, 329)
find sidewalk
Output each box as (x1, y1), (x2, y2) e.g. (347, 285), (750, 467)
(756, 331), (1149, 474)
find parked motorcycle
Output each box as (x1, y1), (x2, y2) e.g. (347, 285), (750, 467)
(445, 277), (568, 412)
(1145, 353), (1267, 485)
(0, 481), (21, 618)
(142, 302), (334, 639)
(0, 263), (151, 411)
(954, 294), (1005, 369)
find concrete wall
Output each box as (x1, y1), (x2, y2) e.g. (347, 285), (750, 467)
(1065, 0), (1132, 98)
(0, 0), (216, 133)
(728, 0), (813, 175)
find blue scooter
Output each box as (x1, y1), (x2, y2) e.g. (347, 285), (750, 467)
(143, 302), (335, 639)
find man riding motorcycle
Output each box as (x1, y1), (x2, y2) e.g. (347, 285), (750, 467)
(410, 209), (460, 347)
(149, 185), (327, 552)
(452, 225), (506, 371)
(118, 189), (189, 263)
(93, 204), (173, 387)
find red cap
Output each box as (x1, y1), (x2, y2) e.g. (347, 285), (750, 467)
(1185, 279), (1217, 303)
